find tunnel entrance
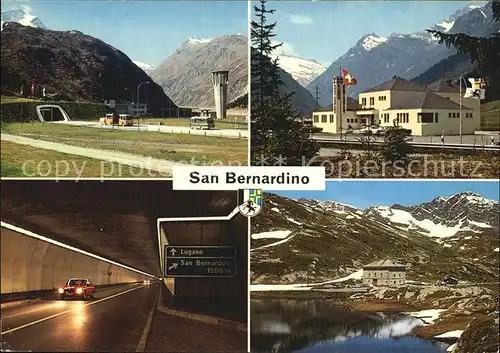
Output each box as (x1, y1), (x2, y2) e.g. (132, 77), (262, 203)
(36, 105), (71, 122)
(158, 214), (248, 323)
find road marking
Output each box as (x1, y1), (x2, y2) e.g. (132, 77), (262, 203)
(136, 285), (160, 352)
(1, 285), (145, 335)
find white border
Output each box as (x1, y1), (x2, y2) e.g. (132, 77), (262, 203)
(247, 1), (252, 349)
(1, 178), (496, 182)
(0, 221), (157, 278)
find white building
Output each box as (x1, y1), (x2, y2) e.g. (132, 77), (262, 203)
(310, 76), (481, 136)
(362, 259), (406, 286)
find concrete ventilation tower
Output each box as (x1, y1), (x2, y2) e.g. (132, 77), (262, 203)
(212, 70), (229, 119)
(333, 76), (347, 133)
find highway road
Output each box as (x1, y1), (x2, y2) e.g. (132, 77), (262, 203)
(1, 283), (157, 351)
(1, 282), (246, 352)
(52, 121), (248, 139)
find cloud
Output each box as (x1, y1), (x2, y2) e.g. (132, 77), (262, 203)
(20, 4), (33, 14)
(287, 14), (313, 25)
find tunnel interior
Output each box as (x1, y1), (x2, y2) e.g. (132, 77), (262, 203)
(1, 180), (241, 284)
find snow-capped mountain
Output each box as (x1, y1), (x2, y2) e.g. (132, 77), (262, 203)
(1, 9), (46, 30)
(185, 35), (212, 45)
(308, 2), (498, 106)
(360, 34), (388, 51)
(367, 192), (499, 239)
(251, 191), (499, 285)
(274, 55), (327, 87)
(431, 3), (485, 33)
(132, 60), (155, 73)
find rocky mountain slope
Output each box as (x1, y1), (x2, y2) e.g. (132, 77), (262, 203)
(1, 23), (177, 108)
(149, 35), (248, 107)
(251, 192), (499, 285)
(1, 9), (46, 30)
(278, 67), (318, 115)
(274, 54), (326, 87)
(308, 2), (499, 106)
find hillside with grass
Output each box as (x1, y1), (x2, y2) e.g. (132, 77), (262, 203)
(1, 23), (176, 109)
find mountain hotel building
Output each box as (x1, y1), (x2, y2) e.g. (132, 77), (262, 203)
(362, 259), (406, 286)
(312, 77), (480, 136)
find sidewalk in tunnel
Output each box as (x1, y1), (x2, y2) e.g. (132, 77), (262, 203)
(145, 309), (247, 352)
(144, 285), (247, 352)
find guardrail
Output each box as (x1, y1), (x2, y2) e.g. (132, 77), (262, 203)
(312, 136), (500, 152)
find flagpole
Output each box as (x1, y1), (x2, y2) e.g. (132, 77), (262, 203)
(459, 76), (462, 142)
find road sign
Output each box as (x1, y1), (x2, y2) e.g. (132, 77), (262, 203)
(164, 246), (237, 277)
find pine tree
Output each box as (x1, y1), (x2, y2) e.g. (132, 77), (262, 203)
(250, 0), (319, 166)
(426, 1), (500, 101)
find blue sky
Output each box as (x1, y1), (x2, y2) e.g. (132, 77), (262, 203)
(260, 1), (486, 66)
(269, 181), (499, 209)
(2, 1), (247, 67)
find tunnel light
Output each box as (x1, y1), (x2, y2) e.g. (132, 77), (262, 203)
(1, 221), (157, 278)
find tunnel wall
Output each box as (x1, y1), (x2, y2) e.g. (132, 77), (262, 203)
(1, 226), (151, 294)
(161, 215), (248, 309)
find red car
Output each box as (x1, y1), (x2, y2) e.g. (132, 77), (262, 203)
(58, 278), (95, 300)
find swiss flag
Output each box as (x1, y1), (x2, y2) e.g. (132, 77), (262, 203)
(341, 69), (357, 85)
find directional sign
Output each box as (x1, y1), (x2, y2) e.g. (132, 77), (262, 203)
(164, 246), (237, 277)
(166, 246), (236, 258)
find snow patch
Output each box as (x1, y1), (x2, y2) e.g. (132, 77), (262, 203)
(250, 270), (363, 291)
(251, 230), (291, 240)
(494, 248), (499, 252)
(436, 20), (455, 32)
(435, 330), (464, 339)
(362, 35), (387, 51)
(133, 61), (154, 71)
(187, 36), (212, 45)
(271, 207), (280, 213)
(374, 206), (468, 238)
(469, 220), (492, 228)
(286, 217), (302, 225)
(405, 309), (445, 325)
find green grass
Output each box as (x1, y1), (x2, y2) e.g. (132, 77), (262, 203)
(480, 100), (500, 131)
(2, 122), (248, 165)
(1, 95), (40, 104)
(1, 140), (159, 177)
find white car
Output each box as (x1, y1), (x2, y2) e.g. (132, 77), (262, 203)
(359, 126), (385, 136)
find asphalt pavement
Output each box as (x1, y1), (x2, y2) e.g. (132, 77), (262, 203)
(1, 282), (247, 352)
(1, 283), (156, 351)
(52, 121), (248, 139)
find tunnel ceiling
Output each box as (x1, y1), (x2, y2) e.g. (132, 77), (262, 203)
(0, 180), (239, 276)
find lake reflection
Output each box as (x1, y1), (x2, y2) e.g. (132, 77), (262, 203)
(251, 299), (449, 353)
